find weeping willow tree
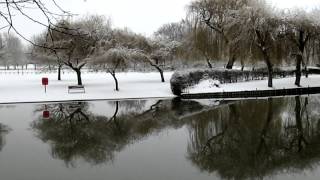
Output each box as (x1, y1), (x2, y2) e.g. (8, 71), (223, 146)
(245, 0), (289, 87)
(192, 25), (225, 68)
(281, 9), (317, 86)
(188, 0), (251, 69)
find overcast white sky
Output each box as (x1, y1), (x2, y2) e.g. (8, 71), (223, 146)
(1, 0), (320, 43)
(270, 0), (320, 10)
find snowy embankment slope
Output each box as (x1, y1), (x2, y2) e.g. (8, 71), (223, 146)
(188, 75), (320, 94)
(0, 72), (174, 104)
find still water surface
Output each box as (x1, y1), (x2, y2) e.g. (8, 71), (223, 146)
(0, 96), (320, 180)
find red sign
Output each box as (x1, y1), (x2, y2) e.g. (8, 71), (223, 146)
(43, 110), (50, 119)
(42, 77), (48, 86)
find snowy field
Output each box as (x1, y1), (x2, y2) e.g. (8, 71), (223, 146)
(188, 75), (320, 94)
(1, 71), (320, 104)
(0, 72), (174, 104)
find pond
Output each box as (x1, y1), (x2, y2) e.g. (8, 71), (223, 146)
(0, 96), (320, 180)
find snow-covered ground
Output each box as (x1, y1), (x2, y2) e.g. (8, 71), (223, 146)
(188, 75), (320, 94)
(1, 71), (320, 104)
(0, 72), (174, 104)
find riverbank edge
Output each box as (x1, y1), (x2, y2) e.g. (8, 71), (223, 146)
(181, 86), (320, 99)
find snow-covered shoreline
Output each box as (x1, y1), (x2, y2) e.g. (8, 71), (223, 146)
(1, 72), (320, 104)
(188, 75), (320, 94)
(0, 72), (175, 104)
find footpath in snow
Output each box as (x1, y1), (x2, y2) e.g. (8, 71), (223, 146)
(0, 72), (174, 104)
(188, 75), (320, 94)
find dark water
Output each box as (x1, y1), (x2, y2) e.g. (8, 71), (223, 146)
(0, 96), (320, 180)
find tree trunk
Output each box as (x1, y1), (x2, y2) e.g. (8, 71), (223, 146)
(75, 69), (82, 85)
(65, 62), (86, 86)
(295, 30), (307, 86)
(295, 55), (302, 87)
(226, 56), (235, 69)
(305, 66), (308, 78)
(150, 58), (165, 82)
(153, 65), (165, 82)
(263, 51), (273, 88)
(110, 71), (119, 91)
(267, 63), (273, 88)
(157, 67), (165, 82)
(255, 30), (273, 88)
(206, 59), (213, 69)
(58, 65), (62, 81)
(241, 60), (245, 71)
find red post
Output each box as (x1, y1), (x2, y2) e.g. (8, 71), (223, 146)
(42, 77), (48, 93)
(43, 105), (50, 119)
(43, 110), (50, 119)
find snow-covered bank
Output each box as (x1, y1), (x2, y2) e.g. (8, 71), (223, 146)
(188, 75), (320, 94)
(0, 72), (174, 104)
(2, 71), (320, 104)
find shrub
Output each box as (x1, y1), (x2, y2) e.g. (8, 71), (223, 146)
(170, 68), (297, 95)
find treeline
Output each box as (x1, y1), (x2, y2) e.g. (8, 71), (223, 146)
(156, 0), (320, 87)
(29, 15), (181, 90)
(5, 0), (319, 90)
(0, 33), (25, 70)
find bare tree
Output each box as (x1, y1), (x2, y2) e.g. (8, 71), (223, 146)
(0, 0), (75, 48)
(154, 21), (187, 42)
(149, 40), (181, 82)
(247, 1), (282, 87)
(1, 33), (24, 69)
(189, 0), (249, 69)
(32, 15), (109, 85)
(283, 10), (316, 86)
(192, 24), (223, 68)
(91, 45), (130, 91)
(107, 28), (174, 83)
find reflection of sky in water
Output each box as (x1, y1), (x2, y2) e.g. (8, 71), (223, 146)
(0, 97), (319, 179)
(88, 99), (163, 117)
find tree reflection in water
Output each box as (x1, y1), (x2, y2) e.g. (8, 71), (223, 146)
(0, 123), (10, 151)
(31, 96), (320, 178)
(31, 99), (193, 167)
(187, 96), (320, 179)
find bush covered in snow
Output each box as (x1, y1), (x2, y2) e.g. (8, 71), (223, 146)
(170, 68), (297, 95)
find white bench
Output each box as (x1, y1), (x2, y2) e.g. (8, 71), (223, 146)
(68, 85), (85, 93)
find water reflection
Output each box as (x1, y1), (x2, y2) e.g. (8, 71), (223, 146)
(186, 96), (320, 179)
(29, 96), (320, 179)
(0, 123), (10, 151)
(31, 99), (201, 167)
(0, 105), (14, 152)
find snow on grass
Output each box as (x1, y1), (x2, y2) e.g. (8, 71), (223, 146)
(1, 71), (320, 104)
(188, 75), (320, 94)
(0, 72), (174, 104)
